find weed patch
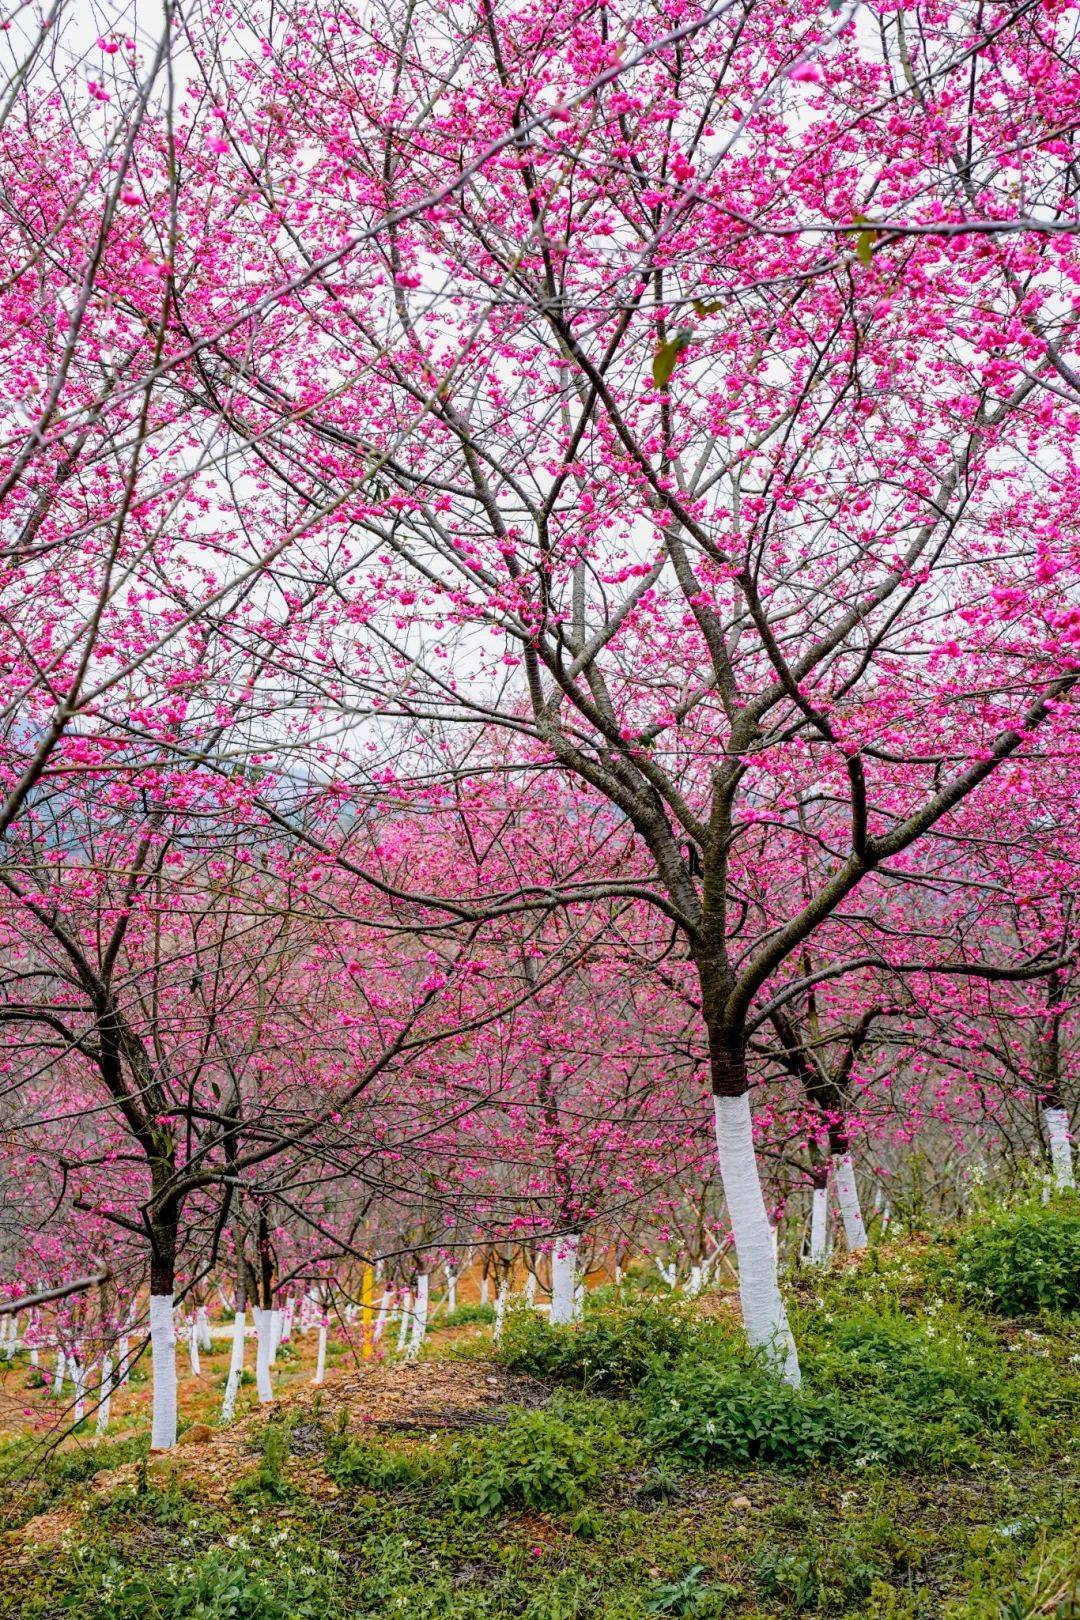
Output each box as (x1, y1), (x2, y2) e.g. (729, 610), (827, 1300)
(952, 1200), (1080, 1317)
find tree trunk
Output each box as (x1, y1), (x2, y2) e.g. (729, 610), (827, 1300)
(149, 1295), (177, 1447)
(549, 1233), (579, 1325)
(711, 1088), (801, 1386)
(1044, 1106), (1075, 1190)
(373, 1287), (393, 1344)
(395, 1290), (412, 1353)
(72, 1353), (86, 1425)
(832, 1152), (868, 1249)
(407, 1273), (429, 1361)
(493, 1277), (510, 1344)
(809, 1181), (829, 1264)
(196, 1306), (212, 1353)
(221, 1309), (247, 1423)
(148, 1191), (181, 1448)
(314, 1315), (328, 1384)
(253, 1308), (274, 1403)
(96, 1354), (113, 1435)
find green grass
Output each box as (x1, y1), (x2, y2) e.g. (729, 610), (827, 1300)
(0, 1199), (1078, 1617)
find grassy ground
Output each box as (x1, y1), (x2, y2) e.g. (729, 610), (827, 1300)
(0, 1198), (1077, 1618)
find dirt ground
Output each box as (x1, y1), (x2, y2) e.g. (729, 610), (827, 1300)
(2, 1344), (552, 1551)
(0, 1258), (628, 1458)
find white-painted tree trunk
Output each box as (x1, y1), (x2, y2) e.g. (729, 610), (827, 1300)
(446, 1270), (457, 1315)
(395, 1290), (412, 1353)
(54, 1348), (67, 1393)
(117, 1335), (130, 1386)
(188, 1318), (201, 1376)
(1045, 1107), (1075, 1190)
(72, 1355), (86, 1425)
(220, 1308), (247, 1424)
(479, 1276), (489, 1306)
(373, 1288), (393, 1344)
(686, 1264), (703, 1297)
(314, 1316), (328, 1384)
(96, 1354), (113, 1435)
(4, 1313), (19, 1358)
(29, 1347), (38, 1367)
(196, 1306), (212, 1352)
(407, 1275), (429, 1361)
(614, 1263), (623, 1286)
(150, 1295), (178, 1448)
(656, 1258), (677, 1289)
(712, 1094), (801, 1387)
(281, 1298), (294, 1343)
(549, 1234), (580, 1325)
(524, 1271), (537, 1308)
(269, 1307), (283, 1363)
(809, 1186), (829, 1264)
(254, 1308), (274, 1404)
(493, 1278), (510, 1344)
(833, 1152), (868, 1250)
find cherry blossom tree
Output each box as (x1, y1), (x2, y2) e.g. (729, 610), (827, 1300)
(184, 0), (1080, 1382)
